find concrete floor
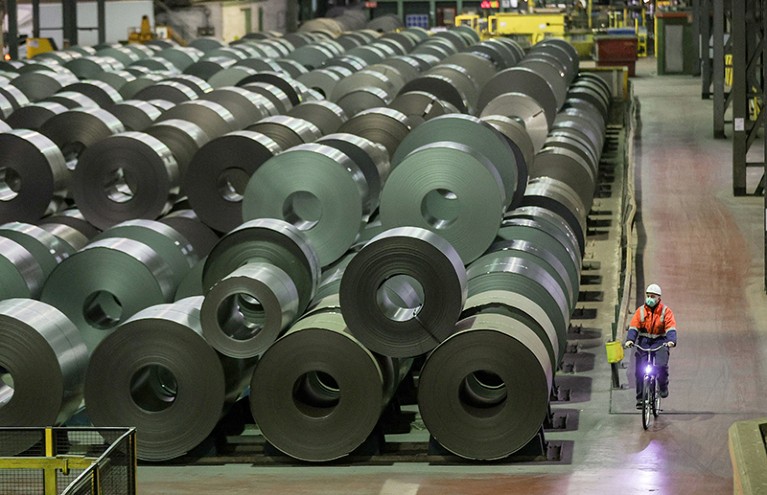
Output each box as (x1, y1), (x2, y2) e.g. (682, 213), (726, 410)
(137, 57), (767, 494)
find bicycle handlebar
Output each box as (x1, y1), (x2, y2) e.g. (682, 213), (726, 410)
(634, 343), (671, 352)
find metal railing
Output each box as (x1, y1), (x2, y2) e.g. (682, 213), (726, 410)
(0, 427), (137, 495)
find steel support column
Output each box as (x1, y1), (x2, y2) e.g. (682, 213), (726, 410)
(713, 0), (730, 138)
(62, 0), (77, 47)
(32, 0), (40, 38)
(693, 0), (702, 76)
(7, 0), (18, 59)
(97, 0), (106, 44)
(731, 0), (764, 196)
(763, 0), (767, 291)
(700, 0), (713, 97)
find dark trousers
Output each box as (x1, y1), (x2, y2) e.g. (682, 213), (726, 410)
(634, 340), (670, 400)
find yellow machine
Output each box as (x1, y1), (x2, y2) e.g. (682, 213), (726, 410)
(128, 15), (179, 44)
(488, 12), (566, 44)
(25, 37), (56, 58)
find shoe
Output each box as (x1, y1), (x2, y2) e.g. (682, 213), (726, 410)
(660, 387), (669, 398)
(635, 401), (642, 409)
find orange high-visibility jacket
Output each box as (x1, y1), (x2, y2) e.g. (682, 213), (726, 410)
(627, 302), (677, 342)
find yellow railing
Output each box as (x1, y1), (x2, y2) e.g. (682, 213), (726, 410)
(0, 427), (137, 495)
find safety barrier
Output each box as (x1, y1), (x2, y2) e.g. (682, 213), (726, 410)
(0, 427), (136, 495)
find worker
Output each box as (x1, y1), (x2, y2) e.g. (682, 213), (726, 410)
(624, 283), (677, 409)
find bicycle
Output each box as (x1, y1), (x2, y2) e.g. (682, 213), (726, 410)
(634, 343), (671, 429)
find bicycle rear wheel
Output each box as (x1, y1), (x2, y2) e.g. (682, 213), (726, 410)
(642, 376), (652, 430)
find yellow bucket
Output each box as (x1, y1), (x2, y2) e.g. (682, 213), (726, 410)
(605, 341), (624, 363)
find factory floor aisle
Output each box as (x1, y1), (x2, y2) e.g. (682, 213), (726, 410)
(137, 57), (767, 494)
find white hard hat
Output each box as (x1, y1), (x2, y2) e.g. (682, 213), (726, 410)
(645, 283), (662, 296)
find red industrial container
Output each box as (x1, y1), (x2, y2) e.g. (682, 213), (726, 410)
(594, 35), (638, 76)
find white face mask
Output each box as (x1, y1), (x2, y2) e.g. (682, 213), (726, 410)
(646, 295), (658, 307)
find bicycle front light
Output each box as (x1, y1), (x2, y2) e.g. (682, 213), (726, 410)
(645, 365), (653, 374)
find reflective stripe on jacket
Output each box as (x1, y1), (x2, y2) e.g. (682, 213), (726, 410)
(626, 302), (677, 343)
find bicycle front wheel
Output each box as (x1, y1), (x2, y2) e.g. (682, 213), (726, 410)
(652, 379), (661, 418)
(642, 376), (652, 430)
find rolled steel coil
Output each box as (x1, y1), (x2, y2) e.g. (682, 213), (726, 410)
(0, 237), (45, 299)
(287, 100), (348, 135)
(183, 57), (236, 81)
(200, 86), (272, 129)
(242, 143), (369, 266)
(44, 91), (99, 110)
(134, 80), (199, 104)
(389, 91), (459, 126)
(316, 132), (390, 213)
(0, 86), (30, 114)
(249, 310), (410, 462)
(274, 58), (309, 78)
(201, 262), (299, 358)
(0, 222), (74, 282)
(391, 114), (522, 210)
(84, 296), (255, 461)
(94, 219), (198, 288)
(38, 208), (101, 242)
(65, 55), (125, 80)
(296, 68), (346, 99)
(235, 71), (304, 107)
(118, 73), (165, 100)
(0, 298), (88, 454)
(163, 74), (213, 98)
(39, 108), (125, 170)
(339, 226), (467, 358)
(478, 67), (559, 128)
(106, 99), (162, 132)
(246, 115), (321, 151)
(159, 209), (219, 258)
(41, 237), (176, 352)
(334, 86), (393, 118)
(189, 37), (225, 53)
(10, 70), (79, 102)
(6, 101), (68, 131)
(145, 118), (210, 182)
(240, 82), (294, 114)
(417, 312), (552, 460)
(202, 218), (320, 315)
(381, 141), (505, 264)
(480, 92), (550, 152)
(71, 131), (179, 230)
(185, 130), (281, 233)
(503, 205), (586, 258)
(520, 176), (588, 254)
(156, 47), (204, 71)
(337, 107), (411, 158)
(531, 147), (597, 212)
(0, 130), (68, 224)
(156, 100), (238, 139)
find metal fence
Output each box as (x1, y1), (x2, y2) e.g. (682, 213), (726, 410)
(0, 427), (136, 495)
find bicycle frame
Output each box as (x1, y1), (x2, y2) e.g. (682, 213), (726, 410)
(635, 343), (667, 430)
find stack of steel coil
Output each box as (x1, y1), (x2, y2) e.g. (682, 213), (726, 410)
(0, 28), (614, 463)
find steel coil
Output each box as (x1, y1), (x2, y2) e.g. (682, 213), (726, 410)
(202, 218), (320, 316)
(71, 131), (179, 230)
(0, 130), (68, 224)
(249, 310), (408, 462)
(41, 237), (176, 352)
(242, 143), (369, 266)
(145, 119), (210, 179)
(84, 296), (255, 461)
(0, 299), (88, 451)
(339, 226), (467, 358)
(185, 130), (281, 233)
(417, 312), (552, 460)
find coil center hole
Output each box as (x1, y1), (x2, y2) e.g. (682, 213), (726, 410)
(376, 274), (424, 322)
(130, 364), (178, 413)
(459, 370), (507, 418)
(292, 371), (340, 418)
(83, 290), (124, 330)
(283, 190), (322, 231)
(104, 167), (137, 204)
(217, 292), (265, 341)
(217, 168), (249, 203)
(0, 365), (14, 408)
(421, 188), (459, 230)
(0, 167), (21, 202)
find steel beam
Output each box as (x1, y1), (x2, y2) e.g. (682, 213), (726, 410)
(713, 0), (727, 137)
(62, 0), (77, 47)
